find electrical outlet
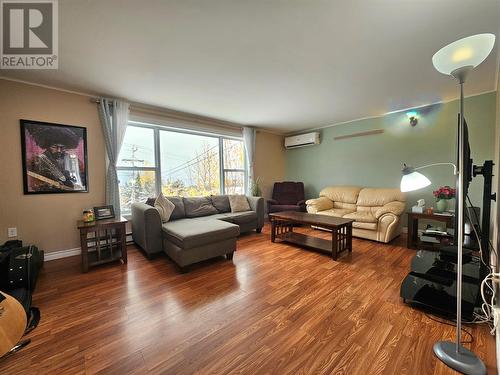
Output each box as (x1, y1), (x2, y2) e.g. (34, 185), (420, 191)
(7, 227), (17, 238)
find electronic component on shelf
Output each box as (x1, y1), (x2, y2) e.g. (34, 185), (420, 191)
(420, 235), (440, 244)
(424, 229), (449, 236)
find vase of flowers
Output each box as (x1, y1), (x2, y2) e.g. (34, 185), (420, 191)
(433, 185), (456, 212)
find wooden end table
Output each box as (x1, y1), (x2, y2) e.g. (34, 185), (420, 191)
(77, 217), (128, 273)
(269, 211), (354, 260)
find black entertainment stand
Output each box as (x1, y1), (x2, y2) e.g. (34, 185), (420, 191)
(400, 159), (495, 320)
(400, 248), (481, 320)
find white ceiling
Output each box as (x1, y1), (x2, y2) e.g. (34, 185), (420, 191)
(1, 0), (499, 133)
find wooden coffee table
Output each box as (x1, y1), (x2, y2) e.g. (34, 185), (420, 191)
(269, 211), (354, 260)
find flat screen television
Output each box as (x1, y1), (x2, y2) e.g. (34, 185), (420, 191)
(441, 115), (473, 258)
(453, 114), (473, 249)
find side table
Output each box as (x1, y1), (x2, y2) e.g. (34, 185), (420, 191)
(77, 217), (128, 273)
(406, 212), (454, 250)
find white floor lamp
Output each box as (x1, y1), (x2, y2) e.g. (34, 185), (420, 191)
(401, 33), (495, 375)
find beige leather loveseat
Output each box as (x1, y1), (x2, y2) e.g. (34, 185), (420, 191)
(306, 186), (406, 243)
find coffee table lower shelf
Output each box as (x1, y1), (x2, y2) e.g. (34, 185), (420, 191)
(279, 232), (333, 254)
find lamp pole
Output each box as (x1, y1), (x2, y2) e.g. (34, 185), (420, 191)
(425, 33), (495, 375)
(454, 70), (466, 354)
(432, 65), (487, 374)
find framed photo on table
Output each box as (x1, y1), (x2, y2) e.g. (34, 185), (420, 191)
(93, 205), (115, 220)
(20, 120), (88, 194)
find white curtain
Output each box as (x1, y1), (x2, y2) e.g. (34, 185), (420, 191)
(98, 99), (129, 217)
(243, 127), (256, 194)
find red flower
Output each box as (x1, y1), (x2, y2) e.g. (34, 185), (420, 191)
(433, 185), (456, 200)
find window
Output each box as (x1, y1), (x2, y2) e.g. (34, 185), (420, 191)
(160, 130), (220, 196)
(117, 170), (156, 213)
(117, 123), (246, 215)
(223, 139), (245, 195)
(117, 127), (157, 215)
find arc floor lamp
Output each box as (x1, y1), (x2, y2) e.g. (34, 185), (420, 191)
(401, 33), (495, 375)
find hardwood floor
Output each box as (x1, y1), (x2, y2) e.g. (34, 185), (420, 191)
(0, 224), (496, 374)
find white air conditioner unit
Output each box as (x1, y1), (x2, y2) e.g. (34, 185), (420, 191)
(284, 132), (320, 149)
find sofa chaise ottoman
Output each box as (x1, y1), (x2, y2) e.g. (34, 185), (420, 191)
(162, 218), (240, 272)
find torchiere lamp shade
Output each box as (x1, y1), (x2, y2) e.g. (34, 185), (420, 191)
(432, 33), (496, 75)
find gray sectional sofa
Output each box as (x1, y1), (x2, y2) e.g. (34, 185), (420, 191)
(131, 195), (264, 272)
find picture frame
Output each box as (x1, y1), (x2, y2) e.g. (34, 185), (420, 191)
(20, 119), (89, 194)
(93, 205), (115, 220)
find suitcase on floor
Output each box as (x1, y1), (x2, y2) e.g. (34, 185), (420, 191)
(4, 288), (40, 335)
(0, 243), (42, 292)
(0, 242), (42, 331)
(8, 288), (32, 316)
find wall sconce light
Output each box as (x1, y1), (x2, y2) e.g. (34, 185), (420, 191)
(406, 111), (418, 126)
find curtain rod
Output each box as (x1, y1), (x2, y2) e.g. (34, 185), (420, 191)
(90, 97), (244, 132)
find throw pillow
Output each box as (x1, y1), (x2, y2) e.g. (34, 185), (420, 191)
(183, 197), (218, 218)
(228, 195), (250, 213)
(167, 196), (186, 220)
(209, 195), (231, 213)
(154, 193), (175, 222)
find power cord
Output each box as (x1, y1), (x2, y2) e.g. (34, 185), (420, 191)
(466, 195), (497, 260)
(461, 196), (498, 334)
(465, 204), (491, 270)
(476, 273), (499, 334)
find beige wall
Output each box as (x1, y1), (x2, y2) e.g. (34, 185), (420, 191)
(253, 131), (285, 207)
(0, 79), (106, 253)
(0, 79), (286, 252)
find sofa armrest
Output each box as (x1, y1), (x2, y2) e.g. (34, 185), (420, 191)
(267, 198), (278, 205)
(297, 200), (307, 212)
(267, 199), (278, 213)
(305, 197), (334, 213)
(131, 202), (163, 256)
(375, 201), (406, 219)
(377, 212), (401, 243)
(247, 196), (265, 229)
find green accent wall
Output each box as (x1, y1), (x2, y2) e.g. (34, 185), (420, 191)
(285, 92), (497, 212)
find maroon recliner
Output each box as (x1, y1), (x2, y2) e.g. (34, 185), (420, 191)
(267, 181), (306, 213)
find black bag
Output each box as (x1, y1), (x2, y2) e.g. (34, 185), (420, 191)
(9, 288), (32, 314)
(0, 241), (42, 333)
(7, 246), (42, 291)
(0, 243), (42, 292)
(7, 288), (40, 334)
